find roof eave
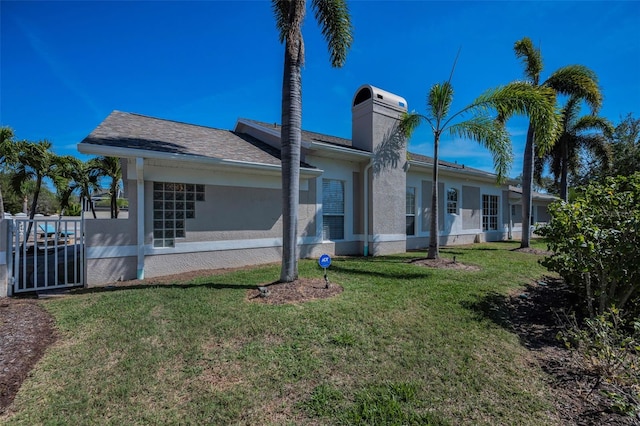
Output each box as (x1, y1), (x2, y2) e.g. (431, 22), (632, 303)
(304, 140), (371, 160)
(77, 143), (322, 177)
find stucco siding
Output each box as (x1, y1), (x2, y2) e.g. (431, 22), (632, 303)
(420, 181), (445, 232)
(86, 256), (137, 286)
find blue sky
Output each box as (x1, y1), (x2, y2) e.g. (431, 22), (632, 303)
(1, 0), (639, 178)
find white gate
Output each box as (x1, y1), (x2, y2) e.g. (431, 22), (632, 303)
(8, 216), (85, 294)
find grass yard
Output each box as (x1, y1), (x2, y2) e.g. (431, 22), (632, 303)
(4, 241), (561, 425)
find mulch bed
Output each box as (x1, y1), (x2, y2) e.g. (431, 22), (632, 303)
(247, 278), (344, 305)
(0, 298), (56, 414)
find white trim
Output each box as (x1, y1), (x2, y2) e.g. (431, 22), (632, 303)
(148, 236), (322, 255)
(87, 236), (324, 259)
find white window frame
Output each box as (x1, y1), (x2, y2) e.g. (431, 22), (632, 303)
(482, 194), (499, 231)
(446, 187), (458, 214)
(322, 179), (345, 240)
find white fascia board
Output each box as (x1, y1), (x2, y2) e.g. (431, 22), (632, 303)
(77, 143), (323, 177)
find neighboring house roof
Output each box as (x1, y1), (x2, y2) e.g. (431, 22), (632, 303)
(508, 185), (558, 202)
(78, 111), (316, 170)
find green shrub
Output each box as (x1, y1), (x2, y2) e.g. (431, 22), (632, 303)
(538, 173), (640, 318)
(64, 202), (82, 216)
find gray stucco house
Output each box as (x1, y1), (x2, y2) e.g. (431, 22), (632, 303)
(72, 84), (554, 286)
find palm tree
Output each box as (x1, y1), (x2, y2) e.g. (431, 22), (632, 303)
(53, 156), (100, 217)
(513, 37), (602, 248)
(272, 0), (353, 282)
(400, 80), (557, 259)
(0, 127), (18, 215)
(535, 95), (613, 201)
(90, 156), (122, 219)
(10, 140), (57, 237)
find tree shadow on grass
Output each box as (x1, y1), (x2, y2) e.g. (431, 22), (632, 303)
(461, 277), (572, 350)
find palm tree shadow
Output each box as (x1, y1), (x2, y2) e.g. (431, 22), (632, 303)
(461, 277), (570, 350)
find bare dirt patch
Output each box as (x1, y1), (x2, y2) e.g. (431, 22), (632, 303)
(512, 247), (553, 256)
(247, 278), (344, 305)
(409, 257), (481, 271)
(0, 298), (56, 414)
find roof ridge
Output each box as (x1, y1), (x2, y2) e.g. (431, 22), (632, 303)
(242, 118), (351, 143)
(112, 110), (232, 133)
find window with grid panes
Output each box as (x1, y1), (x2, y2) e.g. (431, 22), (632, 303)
(322, 179), (344, 240)
(153, 182), (205, 247)
(482, 194), (498, 231)
(406, 187), (416, 236)
(447, 187), (458, 214)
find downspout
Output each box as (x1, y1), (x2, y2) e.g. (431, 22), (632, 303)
(136, 157), (145, 280)
(363, 159), (373, 257)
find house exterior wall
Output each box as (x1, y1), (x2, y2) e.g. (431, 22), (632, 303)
(404, 170), (533, 249)
(85, 216), (138, 285)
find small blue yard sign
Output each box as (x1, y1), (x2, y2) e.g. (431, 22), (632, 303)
(318, 254), (331, 268)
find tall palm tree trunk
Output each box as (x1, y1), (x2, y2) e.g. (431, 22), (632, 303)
(428, 135), (441, 259)
(521, 125), (535, 248)
(279, 35), (303, 283)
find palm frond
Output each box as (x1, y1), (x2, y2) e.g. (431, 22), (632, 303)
(428, 82), (454, 122)
(398, 112), (424, 139)
(572, 115), (614, 137)
(514, 37), (543, 84)
(272, 0), (294, 43)
(312, 0), (353, 67)
(448, 116), (513, 182)
(474, 82), (559, 152)
(545, 65), (602, 113)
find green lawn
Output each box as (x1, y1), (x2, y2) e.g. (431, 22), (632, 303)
(6, 241), (561, 425)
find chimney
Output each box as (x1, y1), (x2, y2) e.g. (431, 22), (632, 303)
(352, 85), (409, 257)
(351, 85), (407, 152)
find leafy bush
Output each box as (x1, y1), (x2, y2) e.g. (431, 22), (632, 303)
(538, 173), (640, 318)
(64, 202), (82, 217)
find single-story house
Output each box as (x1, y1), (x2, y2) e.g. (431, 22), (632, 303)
(70, 84), (555, 286)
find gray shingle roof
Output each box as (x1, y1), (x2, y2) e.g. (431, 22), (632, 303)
(241, 118), (358, 149)
(79, 111), (314, 168)
(245, 119), (494, 174)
